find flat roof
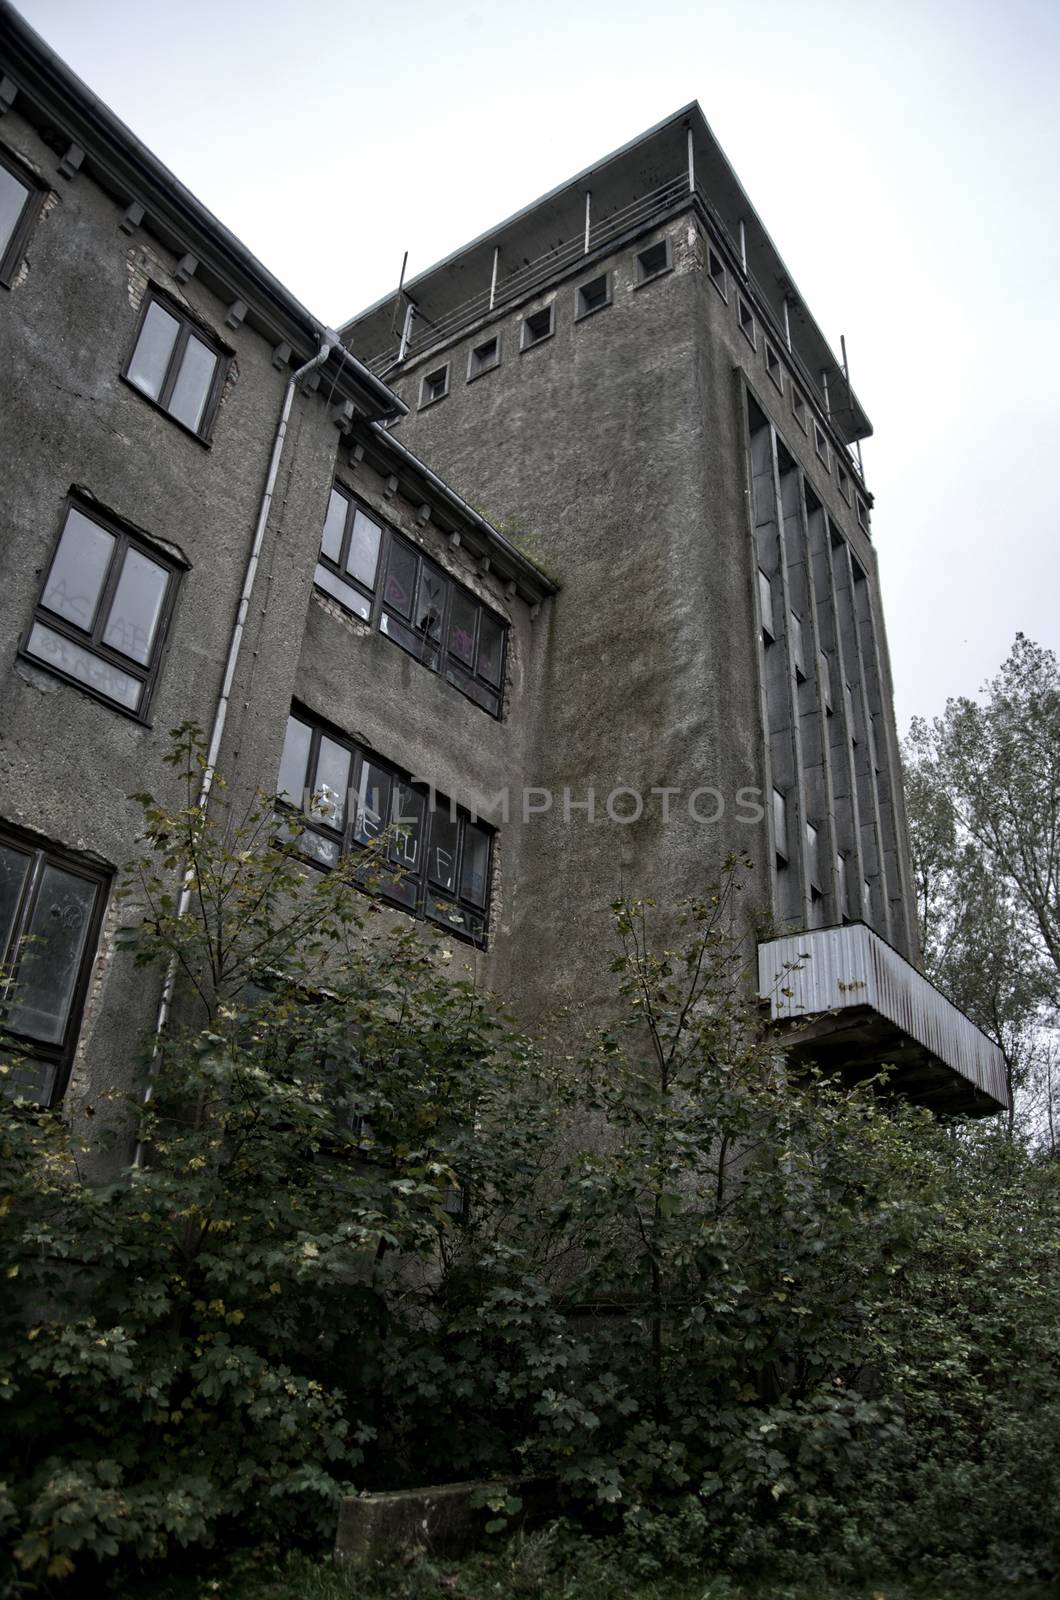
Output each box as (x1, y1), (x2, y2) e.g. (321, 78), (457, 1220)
(341, 102), (872, 445)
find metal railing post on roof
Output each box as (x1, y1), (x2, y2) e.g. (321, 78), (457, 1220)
(739, 218), (747, 274)
(821, 368), (831, 418)
(584, 191), (591, 253)
(489, 246), (499, 311)
(783, 298), (792, 352)
(687, 126), (695, 192)
(397, 300), (415, 362)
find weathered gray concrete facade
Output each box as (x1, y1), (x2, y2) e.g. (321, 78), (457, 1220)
(0, 4), (553, 1130)
(343, 109), (1002, 1114)
(0, 12), (1006, 1122)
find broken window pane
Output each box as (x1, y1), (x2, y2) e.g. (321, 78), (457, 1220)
(311, 737), (351, 831)
(0, 842), (31, 958)
(6, 864), (96, 1045)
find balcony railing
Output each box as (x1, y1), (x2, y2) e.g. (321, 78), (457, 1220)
(364, 170), (868, 493)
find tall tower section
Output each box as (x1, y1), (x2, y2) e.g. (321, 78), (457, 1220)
(343, 105), (1006, 1116)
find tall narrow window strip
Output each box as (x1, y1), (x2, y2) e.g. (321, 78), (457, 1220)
(758, 569), (775, 640)
(773, 789), (788, 859)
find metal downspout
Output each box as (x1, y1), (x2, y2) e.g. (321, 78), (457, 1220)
(133, 338), (333, 1159)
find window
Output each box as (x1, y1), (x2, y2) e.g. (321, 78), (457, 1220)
(836, 853), (848, 919)
(316, 486), (383, 621)
(380, 536), (506, 717)
(312, 497), (507, 717)
(521, 305), (554, 350)
(773, 789), (788, 863)
(635, 238), (671, 284)
(0, 824), (108, 1106)
(845, 681), (859, 746)
(276, 712), (493, 943)
(765, 342), (783, 392)
(813, 419), (829, 466)
(21, 499), (181, 717)
(738, 297), (756, 348)
(805, 822), (820, 890)
(576, 272), (610, 319)
(837, 463), (851, 504)
(819, 650), (833, 714)
(124, 291), (225, 438)
(856, 494), (870, 531)
(0, 146), (41, 288)
(790, 611), (805, 681)
(707, 245), (727, 300)
(419, 364), (449, 408)
(792, 388), (807, 432)
(758, 569), (775, 641)
(468, 336), (500, 380)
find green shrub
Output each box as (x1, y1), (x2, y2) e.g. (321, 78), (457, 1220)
(2, 731), (1058, 1590)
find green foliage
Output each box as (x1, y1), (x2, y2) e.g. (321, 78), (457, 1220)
(904, 633), (1060, 1133)
(2, 727), (1060, 1591)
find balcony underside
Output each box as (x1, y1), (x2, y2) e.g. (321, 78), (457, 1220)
(773, 1005), (1006, 1117)
(758, 924), (1009, 1119)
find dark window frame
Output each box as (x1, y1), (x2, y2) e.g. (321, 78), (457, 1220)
(419, 363), (450, 408)
(121, 287), (228, 443)
(380, 532), (507, 718)
(575, 271), (611, 320)
(791, 387), (808, 432)
(634, 237), (672, 286)
(468, 335), (501, 381)
(276, 709), (494, 946)
(765, 341), (783, 393)
(813, 418), (830, 467)
(738, 296), (756, 349)
(312, 493), (508, 719)
(0, 143), (44, 289)
(314, 482), (383, 622)
(0, 820), (109, 1108)
(707, 244), (727, 301)
(520, 304), (555, 351)
(19, 494), (183, 724)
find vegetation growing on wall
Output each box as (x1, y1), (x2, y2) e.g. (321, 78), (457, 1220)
(2, 725), (1059, 1594)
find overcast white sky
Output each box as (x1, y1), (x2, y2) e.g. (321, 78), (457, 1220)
(16, 0), (1060, 732)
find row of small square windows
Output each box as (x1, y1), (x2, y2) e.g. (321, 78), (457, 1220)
(416, 221), (870, 535)
(417, 238), (676, 407)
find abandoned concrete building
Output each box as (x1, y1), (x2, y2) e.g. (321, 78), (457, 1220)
(0, 3), (1008, 1134)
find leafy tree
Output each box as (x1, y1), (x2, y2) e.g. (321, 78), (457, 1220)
(904, 633), (1060, 1129)
(3, 727), (1059, 1592)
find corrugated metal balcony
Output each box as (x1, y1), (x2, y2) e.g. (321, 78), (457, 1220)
(758, 923), (1009, 1117)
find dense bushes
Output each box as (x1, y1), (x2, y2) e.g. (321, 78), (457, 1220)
(2, 732), (1058, 1591)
